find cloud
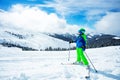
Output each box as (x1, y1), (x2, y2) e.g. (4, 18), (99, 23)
(40, 0), (120, 17)
(2, 3), (118, 35)
(94, 12), (120, 36)
(0, 4), (81, 34)
(36, 0), (120, 28)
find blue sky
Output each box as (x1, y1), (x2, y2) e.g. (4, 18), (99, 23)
(0, 0), (120, 35)
(0, 0), (86, 25)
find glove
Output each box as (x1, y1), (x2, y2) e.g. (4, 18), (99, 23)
(69, 40), (73, 43)
(82, 46), (86, 51)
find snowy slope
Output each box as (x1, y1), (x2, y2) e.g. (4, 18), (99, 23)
(113, 37), (120, 40)
(0, 46), (120, 80)
(0, 29), (71, 50)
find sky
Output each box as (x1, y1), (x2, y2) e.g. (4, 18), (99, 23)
(0, 0), (120, 35)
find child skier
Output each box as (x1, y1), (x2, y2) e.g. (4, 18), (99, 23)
(69, 28), (89, 68)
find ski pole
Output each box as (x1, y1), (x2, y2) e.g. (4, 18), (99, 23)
(68, 42), (70, 61)
(85, 52), (97, 73)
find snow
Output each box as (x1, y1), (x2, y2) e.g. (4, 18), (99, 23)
(0, 46), (120, 80)
(113, 37), (120, 40)
(0, 29), (71, 50)
(87, 32), (102, 38)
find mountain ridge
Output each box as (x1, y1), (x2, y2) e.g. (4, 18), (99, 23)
(46, 33), (120, 49)
(0, 30), (120, 51)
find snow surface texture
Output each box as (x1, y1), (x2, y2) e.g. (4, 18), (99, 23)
(0, 46), (120, 80)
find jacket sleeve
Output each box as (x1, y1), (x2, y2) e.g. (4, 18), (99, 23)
(73, 36), (79, 43)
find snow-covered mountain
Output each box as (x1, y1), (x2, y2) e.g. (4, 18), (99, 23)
(48, 32), (120, 48)
(0, 28), (120, 51)
(87, 33), (120, 48)
(0, 29), (71, 51)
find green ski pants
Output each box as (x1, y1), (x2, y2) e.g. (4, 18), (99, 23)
(76, 48), (89, 65)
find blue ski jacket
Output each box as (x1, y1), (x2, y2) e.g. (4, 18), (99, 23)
(74, 34), (86, 50)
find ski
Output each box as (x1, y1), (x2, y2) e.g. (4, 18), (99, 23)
(85, 68), (90, 79)
(85, 76), (90, 78)
(85, 65), (91, 79)
(61, 62), (83, 65)
(61, 63), (74, 65)
(85, 76), (90, 80)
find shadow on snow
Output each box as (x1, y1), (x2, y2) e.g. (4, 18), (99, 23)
(90, 68), (120, 80)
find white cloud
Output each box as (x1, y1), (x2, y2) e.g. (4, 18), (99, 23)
(1, 4), (109, 35)
(0, 4), (81, 34)
(41, 0), (120, 17)
(94, 12), (120, 36)
(38, 0), (120, 26)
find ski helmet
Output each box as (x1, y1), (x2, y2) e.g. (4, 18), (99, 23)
(78, 28), (85, 34)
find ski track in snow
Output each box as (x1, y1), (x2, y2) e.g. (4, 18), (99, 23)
(0, 46), (120, 80)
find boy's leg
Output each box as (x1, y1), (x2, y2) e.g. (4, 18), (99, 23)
(77, 48), (89, 65)
(76, 48), (81, 62)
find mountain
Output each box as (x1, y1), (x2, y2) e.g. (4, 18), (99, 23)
(0, 29), (120, 51)
(46, 33), (120, 49)
(0, 29), (70, 51)
(87, 33), (120, 48)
